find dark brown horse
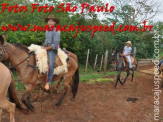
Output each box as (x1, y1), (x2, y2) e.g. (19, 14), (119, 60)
(0, 37), (79, 111)
(160, 64), (163, 88)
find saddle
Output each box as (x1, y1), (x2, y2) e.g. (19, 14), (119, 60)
(123, 56), (136, 68)
(28, 44), (69, 76)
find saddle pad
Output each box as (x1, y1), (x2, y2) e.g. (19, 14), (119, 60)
(28, 44), (68, 75)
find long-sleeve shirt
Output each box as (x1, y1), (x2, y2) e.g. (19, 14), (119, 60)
(123, 46), (132, 55)
(43, 27), (60, 50)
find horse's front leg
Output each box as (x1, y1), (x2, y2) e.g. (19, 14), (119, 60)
(131, 68), (134, 82)
(32, 85), (43, 102)
(123, 70), (130, 84)
(0, 109), (2, 122)
(114, 71), (122, 88)
(55, 76), (71, 106)
(54, 77), (63, 93)
(21, 84), (35, 111)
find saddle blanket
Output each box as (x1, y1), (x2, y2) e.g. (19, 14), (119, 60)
(28, 44), (68, 75)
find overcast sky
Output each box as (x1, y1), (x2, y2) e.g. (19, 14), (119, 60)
(30, 0), (163, 22)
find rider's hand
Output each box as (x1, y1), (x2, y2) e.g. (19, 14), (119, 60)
(41, 47), (46, 50)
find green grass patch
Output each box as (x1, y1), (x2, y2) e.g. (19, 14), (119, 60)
(160, 49), (163, 58)
(12, 65), (142, 88)
(80, 70), (117, 84)
(160, 117), (163, 120)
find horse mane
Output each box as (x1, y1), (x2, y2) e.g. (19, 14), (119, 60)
(13, 43), (29, 53)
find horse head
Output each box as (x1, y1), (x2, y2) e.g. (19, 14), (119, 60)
(0, 35), (9, 61)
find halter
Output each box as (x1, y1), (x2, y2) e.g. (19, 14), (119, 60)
(0, 45), (7, 61)
(0, 44), (36, 69)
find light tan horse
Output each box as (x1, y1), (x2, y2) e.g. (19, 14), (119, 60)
(0, 62), (24, 122)
(0, 37), (79, 111)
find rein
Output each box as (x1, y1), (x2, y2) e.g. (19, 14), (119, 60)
(0, 45), (7, 61)
(9, 51), (35, 70)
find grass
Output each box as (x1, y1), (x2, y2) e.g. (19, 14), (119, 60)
(12, 65), (141, 89)
(160, 49), (163, 58)
(13, 71), (24, 90)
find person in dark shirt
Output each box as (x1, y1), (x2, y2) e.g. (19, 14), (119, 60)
(42, 14), (60, 90)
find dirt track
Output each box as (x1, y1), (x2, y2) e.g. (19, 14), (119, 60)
(1, 65), (163, 122)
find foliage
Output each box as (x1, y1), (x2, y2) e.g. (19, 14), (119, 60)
(0, 0), (162, 66)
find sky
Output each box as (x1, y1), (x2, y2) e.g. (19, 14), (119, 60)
(29, 0), (163, 22)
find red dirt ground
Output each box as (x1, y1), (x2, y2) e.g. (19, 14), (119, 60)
(1, 64), (163, 122)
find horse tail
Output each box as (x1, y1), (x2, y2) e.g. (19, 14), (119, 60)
(8, 71), (24, 110)
(72, 68), (79, 98)
(134, 59), (138, 71)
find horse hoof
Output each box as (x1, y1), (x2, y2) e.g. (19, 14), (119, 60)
(120, 82), (124, 85)
(21, 109), (29, 114)
(53, 89), (59, 94)
(72, 98), (75, 101)
(114, 85), (117, 88)
(28, 106), (35, 112)
(55, 103), (61, 107)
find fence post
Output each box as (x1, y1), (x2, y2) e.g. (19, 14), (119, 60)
(104, 50), (109, 74)
(94, 54), (98, 69)
(85, 49), (90, 72)
(133, 47), (136, 58)
(100, 55), (103, 71)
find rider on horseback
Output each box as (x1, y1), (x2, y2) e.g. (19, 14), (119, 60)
(159, 57), (163, 74)
(42, 14), (60, 90)
(122, 41), (132, 69)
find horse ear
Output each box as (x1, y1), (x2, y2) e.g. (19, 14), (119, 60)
(0, 35), (4, 45)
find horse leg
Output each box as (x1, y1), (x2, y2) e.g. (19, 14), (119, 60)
(161, 79), (163, 88)
(0, 99), (15, 122)
(131, 68), (134, 82)
(119, 76), (124, 85)
(0, 109), (2, 122)
(8, 102), (15, 122)
(33, 85), (42, 102)
(55, 77), (71, 106)
(114, 71), (122, 88)
(21, 84), (35, 111)
(54, 77), (63, 93)
(123, 70), (130, 84)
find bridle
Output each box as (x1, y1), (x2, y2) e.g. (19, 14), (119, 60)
(0, 44), (7, 61)
(0, 44), (36, 69)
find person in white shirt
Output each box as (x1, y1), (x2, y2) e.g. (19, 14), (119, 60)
(122, 41), (132, 68)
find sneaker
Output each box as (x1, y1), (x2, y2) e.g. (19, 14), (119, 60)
(44, 82), (50, 90)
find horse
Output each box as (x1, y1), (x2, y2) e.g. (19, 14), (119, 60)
(114, 53), (137, 88)
(0, 36), (79, 111)
(0, 62), (24, 122)
(110, 50), (118, 70)
(160, 64), (163, 88)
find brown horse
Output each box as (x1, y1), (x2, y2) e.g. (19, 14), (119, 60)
(160, 64), (163, 88)
(0, 37), (79, 111)
(0, 62), (24, 122)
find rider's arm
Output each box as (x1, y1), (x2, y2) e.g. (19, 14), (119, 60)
(51, 30), (60, 50)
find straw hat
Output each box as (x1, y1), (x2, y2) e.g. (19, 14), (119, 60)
(44, 14), (60, 24)
(125, 41), (132, 46)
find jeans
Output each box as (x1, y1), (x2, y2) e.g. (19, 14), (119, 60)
(125, 56), (132, 68)
(47, 50), (56, 84)
(159, 60), (163, 69)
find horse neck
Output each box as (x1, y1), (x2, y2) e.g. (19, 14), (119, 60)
(6, 42), (32, 75)
(116, 53), (124, 67)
